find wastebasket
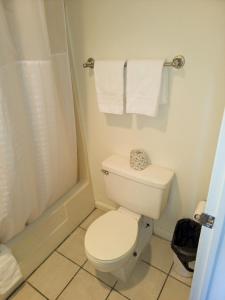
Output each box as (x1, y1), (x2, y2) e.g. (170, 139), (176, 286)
(171, 218), (201, 277)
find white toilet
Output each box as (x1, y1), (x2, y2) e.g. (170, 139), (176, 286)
(85, 155), (174, 281)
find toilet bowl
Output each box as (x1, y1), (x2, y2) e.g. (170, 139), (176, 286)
(85, 208), (140, 273)
(84, 154), (174, 281)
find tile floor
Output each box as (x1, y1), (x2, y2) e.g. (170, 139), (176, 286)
(9, 209), (191, 300)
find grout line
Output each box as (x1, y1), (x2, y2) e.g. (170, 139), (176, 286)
(6, 281), (49, 300)
(79, 225), (86, 231)
(55, 259), (87, 300)
(79, 225), (87, 230)
(113, 280), (131, 300)
(6, 282), (26, 300)
(168, 274), (192, 288)
(45, 252), (120, 300)
(113, 288), (131, 300)
(26, 282), (49, 300)
(7, 279), (49, 300)
(105, 281), (117, 300)
(55, 266), (82, 300)
(141, 259), (170, 276)
(12, 209), (176, 300)
(55, 242), (121, 291)
(8, 208), (97, 300)
(112, 288), (131, 300)
(55, 208), (96, 250)
(79, 208), (105, 230)
(9, 209), (96, 300)
(25, 208), (96, 282)
(167, 262), (192, 287)
(56, 250), (82, 267)
(157, 264), (173, 300)
(105, 290), (113, 300)
(81, 266), (116, 289)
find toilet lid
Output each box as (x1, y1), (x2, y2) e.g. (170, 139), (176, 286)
(85, 211), (138, 261)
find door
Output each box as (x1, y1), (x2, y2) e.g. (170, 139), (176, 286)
(190, 110), (225, 300)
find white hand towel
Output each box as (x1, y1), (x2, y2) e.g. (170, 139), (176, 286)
(159, 68), (169, 105)
(94, 60), (125, 114)
(0, 245), (22, 296)
(126, 60), (167, 117)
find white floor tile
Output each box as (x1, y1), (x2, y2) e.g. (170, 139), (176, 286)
(159, 276), (190, 300)
(115, 261), (166, 300)
(170, 264), (192, 286)
(9, 283), (45, 300)
(15, 213), (192, 300)
(141, 235), (173, 273)
(58, 269), (110, 300)
(57, 227), (86, 265)
(80, 209), (105, 230)
(107, 290), (128, 300)
(83, 260), (117, 287)
(28, 252), (79, 299)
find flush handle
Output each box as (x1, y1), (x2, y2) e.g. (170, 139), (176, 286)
(101, 169), (109, 175)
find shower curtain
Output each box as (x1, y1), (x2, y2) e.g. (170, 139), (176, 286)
(0, 0), (77, 242)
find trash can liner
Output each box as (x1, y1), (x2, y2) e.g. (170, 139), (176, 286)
(171, 218), (201, 272)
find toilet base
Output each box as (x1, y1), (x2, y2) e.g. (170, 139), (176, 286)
(111, 216), (153, 282)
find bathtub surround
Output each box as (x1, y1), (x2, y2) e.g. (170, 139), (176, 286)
(66, 0), (225, 239)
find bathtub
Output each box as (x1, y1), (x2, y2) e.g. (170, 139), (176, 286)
(6, 178), (94, 288)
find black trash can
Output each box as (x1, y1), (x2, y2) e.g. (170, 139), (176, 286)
(171, 218), (201, 277)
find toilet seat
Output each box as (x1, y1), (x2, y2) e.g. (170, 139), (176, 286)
(85, 210), (138, 263)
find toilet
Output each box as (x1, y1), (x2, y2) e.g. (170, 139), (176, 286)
(85, 155), (174, 281)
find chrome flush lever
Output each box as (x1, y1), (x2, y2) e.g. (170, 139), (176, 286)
(101, 169), (109, 175)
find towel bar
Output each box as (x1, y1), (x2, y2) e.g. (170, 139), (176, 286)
(83, 55), (185, 70)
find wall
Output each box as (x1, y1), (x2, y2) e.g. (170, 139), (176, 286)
(66, 0), (225, 239)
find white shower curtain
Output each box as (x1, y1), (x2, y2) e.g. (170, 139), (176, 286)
(0, 0), (77, 242)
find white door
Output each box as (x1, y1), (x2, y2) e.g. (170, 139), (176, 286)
(190, 110), (225, 300)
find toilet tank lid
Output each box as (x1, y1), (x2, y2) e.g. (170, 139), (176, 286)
(102, 155), (174, 189)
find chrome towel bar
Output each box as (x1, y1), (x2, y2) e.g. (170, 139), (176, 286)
(83, 55), (185, 70)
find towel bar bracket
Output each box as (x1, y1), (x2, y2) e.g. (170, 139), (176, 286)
(83, 57), (95, 69)
(83, 55), (185, 70)
(168, 55), (185, 69)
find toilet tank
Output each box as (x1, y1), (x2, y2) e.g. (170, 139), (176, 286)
(102, 155), (174, 219)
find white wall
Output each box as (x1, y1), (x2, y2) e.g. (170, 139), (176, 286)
(66, 0), (225, 239)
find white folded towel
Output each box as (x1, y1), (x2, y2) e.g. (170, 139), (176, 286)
(159, 68), (169, 105)
(0, 245), (22, 296)
(94, 60), (125, 114)
(126, 60), (167, 117)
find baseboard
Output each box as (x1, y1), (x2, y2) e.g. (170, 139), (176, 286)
(95, 200), (116, 212)
(153, 225), (172, 241)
